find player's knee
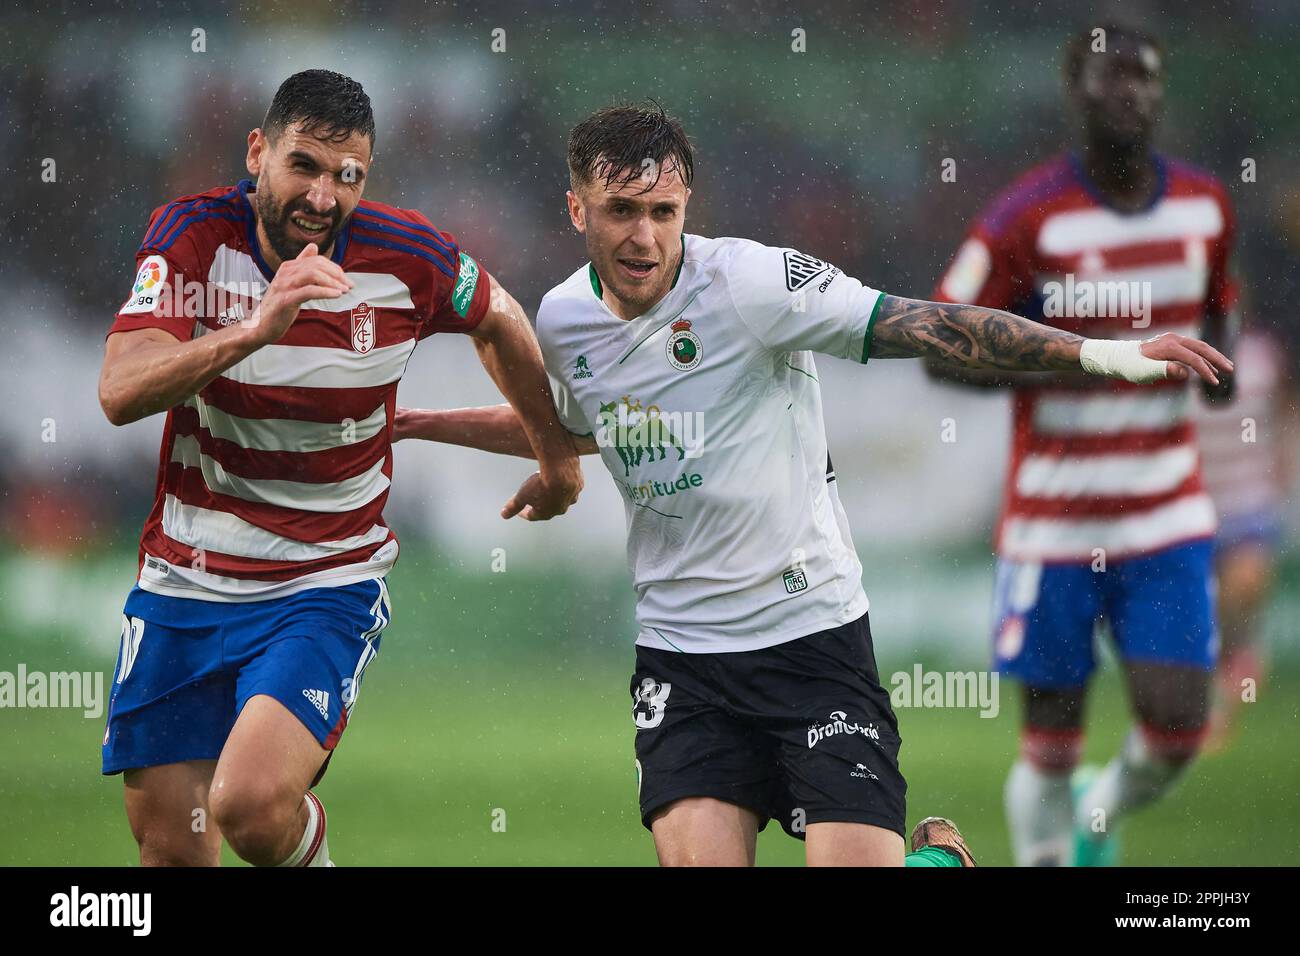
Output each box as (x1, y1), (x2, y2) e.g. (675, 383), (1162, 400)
(1138, 722), (1206, 770)
(1020, 725), (1084, 774)
(1130, 664), (1211, 745)
(138, 840), (218, 867)
(126, 799), (216, 867)
(131, 818), (218, 867)
(209, 779), (300, 862)
(1135, 696), (1210, 753)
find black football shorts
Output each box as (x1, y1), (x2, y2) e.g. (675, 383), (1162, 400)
(630, 612), (907, 839)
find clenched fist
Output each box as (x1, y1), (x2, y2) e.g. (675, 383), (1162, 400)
(241, 243), (354, 347)
(501, 457), (584, 521)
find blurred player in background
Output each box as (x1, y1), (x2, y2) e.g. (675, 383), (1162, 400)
(928, 24), (1239, 865)
(396, 103), (1230, 867)
(1196, 324), (1296, 748)
(97, 70), (581, 866)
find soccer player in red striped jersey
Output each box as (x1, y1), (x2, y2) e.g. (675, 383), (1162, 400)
(928, 24), (1239, 865)
(97, 70), (583, 866)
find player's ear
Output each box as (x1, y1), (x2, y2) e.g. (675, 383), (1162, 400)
(246, 128), (265, 177)
(566, 190), (586, 233)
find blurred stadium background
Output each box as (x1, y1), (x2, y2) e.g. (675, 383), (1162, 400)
(1, 0), (1297, 864)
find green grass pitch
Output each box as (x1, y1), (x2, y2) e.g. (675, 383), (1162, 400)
(5, 657), (1295, 866)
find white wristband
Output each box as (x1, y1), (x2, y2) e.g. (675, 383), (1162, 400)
(1079, 339), (1168, 384)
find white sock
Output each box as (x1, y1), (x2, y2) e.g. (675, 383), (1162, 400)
(1005, 759), (1073, 866)
(276, 791), (331, 867)
(1076, 728), (1193, 841)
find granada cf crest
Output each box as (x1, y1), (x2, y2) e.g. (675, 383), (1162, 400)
(666, 319), (701, 371)
(351, 302), (375, 354)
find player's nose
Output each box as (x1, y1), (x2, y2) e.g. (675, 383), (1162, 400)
(629, 214), (655, 248)
(304, 173), (337, 212)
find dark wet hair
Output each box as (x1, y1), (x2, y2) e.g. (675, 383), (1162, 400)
(567, 102), (694, 194)
(263, 69), (375, 150)
(1064, 22), (1164, 89)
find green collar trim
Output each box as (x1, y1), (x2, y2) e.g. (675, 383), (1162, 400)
(588, 235), (686, 301)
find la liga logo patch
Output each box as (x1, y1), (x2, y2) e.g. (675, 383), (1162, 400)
(133, 259), (163, 294)
(666, 319), (701, 371)
(120, 254), (169, 315)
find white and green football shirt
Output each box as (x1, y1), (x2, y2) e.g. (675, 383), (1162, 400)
(535, 234), (885, 654)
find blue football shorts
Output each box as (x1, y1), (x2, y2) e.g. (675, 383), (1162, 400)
(101, 578), (389, 775)
(990, 540), (1217, 690)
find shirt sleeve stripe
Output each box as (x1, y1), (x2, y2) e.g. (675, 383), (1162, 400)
(350, 231), (456, 279)
(143, 190), (241, 250)
(352, 208), (456, 259)
(153, 210), (248, 253)
(861, 291), (886, 364)
(350, 212), (457, 272)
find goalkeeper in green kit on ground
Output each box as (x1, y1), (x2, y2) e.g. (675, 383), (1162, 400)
(395, 105), (1231, 866)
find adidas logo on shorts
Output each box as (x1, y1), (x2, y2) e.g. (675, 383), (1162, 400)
(303, 688), (330, 719)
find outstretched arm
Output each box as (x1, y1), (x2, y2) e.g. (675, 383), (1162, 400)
(873, 295), (1231, 385)
(461, 274), (586, 519)
(922, 357), (1100, 391)
(395, 404), (599, 457)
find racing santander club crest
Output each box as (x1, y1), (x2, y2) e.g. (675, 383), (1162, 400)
(351, 302), (375, 354)
(666, 319), (701, 371)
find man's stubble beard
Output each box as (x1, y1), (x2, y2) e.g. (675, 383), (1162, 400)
(612, 271), (672, 317)
(254, 181), (343, 262)
(602, 240), (680, 316)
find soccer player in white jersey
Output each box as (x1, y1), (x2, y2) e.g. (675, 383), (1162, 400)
(395, 103), (1230, 866)
(97, 71), (582, 866)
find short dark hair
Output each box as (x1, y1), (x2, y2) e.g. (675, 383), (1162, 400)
(567, 102), (694, 194)
(263, 69), (375, 150)
(1064, 21), (1164, 89)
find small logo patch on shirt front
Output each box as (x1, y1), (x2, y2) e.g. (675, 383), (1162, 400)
(666, 319), (702, 371)
(351, 302), (375, 354)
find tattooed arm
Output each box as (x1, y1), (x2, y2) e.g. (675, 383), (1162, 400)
(922, 357), (1099, 390)
(872, 295), (1231, 385)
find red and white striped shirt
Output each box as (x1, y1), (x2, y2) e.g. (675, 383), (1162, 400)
(936, 154), (1237, 563)
(110, 180), (491, 601)
(1195, 329), (1290, 518)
